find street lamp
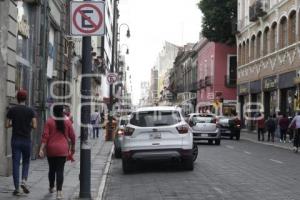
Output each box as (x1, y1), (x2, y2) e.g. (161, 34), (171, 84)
(118, 23), (131, 40)
(120, 44), (129, 55)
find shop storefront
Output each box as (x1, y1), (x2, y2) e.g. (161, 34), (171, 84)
(279, 71), (296, 117)
(238, 83), (249, 127)
(263, 76), (278, 118)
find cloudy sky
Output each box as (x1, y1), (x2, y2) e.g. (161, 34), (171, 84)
(118, 0), (202, 105)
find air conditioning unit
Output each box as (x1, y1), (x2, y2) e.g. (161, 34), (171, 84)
(255, 0), (267, 17)
(249, 4), (257, 22)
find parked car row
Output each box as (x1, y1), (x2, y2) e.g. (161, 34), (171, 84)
(185, 113), (241, 145)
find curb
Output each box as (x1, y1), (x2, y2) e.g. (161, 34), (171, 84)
(241, 137), (293, 151)
(95, 145), (114, 200)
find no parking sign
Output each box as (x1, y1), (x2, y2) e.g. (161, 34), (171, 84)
(70, 1), (105, 36)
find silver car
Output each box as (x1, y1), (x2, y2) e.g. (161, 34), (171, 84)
(187, 113), (221, 145)
(114, 115), (130, 158)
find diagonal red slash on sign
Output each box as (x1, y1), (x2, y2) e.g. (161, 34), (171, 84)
(79, 10), (98, 28)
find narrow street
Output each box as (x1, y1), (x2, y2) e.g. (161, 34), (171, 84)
(104, 139), (300, 200)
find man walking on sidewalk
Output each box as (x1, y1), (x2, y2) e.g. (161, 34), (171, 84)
(5, 90), (37, 196)
(91, 109), (100, 139)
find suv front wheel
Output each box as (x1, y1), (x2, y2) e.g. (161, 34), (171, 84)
(215, 139), (221, 145)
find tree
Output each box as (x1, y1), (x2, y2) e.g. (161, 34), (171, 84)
(198, 0), (237, 45)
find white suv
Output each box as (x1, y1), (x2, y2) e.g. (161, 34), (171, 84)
(121, 106), (194, 173)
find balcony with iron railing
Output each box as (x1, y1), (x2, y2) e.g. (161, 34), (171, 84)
(224, 75), (237, 88)
(189, 81), (197, 92)
(205, 76), (212, 86)
(197, 79), (206, 89)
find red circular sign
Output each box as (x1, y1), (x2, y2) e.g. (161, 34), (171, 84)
(73, 3), (103, 34)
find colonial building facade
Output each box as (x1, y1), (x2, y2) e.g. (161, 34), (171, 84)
(237, 0), (300, 126)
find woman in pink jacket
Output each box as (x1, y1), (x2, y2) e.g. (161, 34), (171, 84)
(39, 105), (76, 199)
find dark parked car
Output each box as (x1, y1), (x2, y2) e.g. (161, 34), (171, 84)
(217, 116), (241, 140)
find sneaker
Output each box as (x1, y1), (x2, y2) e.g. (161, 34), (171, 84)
(283, 140), (286, 143)
(56, 191), (63, 199)
(293, 147), (298, 153)
(13, 190), (21, 196)
(20, 181), (30, 194)
(280, 139), (282, 143)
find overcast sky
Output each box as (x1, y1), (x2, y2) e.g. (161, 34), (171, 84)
(118, 0), (202, 105)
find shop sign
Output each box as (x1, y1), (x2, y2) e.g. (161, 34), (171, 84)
(238, 83), (249, 95)
(18, 19), (30, 38)
(263, 76), (278, 91)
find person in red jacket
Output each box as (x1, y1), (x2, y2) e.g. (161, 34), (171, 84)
(39, 105), (76, 199)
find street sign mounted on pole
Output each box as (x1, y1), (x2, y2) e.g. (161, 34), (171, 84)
(70, 1), (105, 36)
(107, 73), (118, 84)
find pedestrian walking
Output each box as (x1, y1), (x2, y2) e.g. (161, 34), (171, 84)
(5, 89), (37, 196)
(91, 109), (100, 139)
(288, 112), (300, 153)
(256, 113), (265, 141)
(39, 105), (76, 199)
(279, 114), (289, 143)
(265, 114), (276, 142)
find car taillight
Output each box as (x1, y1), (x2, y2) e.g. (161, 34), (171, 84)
(124, 127), (135, 136)
(176, 125), (189, 134)
(117, 129), (124, 136)
(211, 118), (217, 123)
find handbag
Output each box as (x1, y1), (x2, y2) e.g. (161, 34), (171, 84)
(63, 133), (75, 162)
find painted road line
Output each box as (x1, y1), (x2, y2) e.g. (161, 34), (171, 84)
(96, 145), (114, 200)
(213, 187), (224, 195)
(269, 159), (283, 164)
(226, 145), (234, 149)
(244, 151), (252, 155)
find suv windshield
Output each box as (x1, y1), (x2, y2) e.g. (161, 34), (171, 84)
(130, 110), (181, 127)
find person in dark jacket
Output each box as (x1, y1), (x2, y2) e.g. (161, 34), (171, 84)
(265, 114), (276, 142)
(256, 112), (265, 141)
(6, 90), (37, 196)
(279, 114), (289, 143)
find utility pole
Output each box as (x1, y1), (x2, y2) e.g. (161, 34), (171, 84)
(108, 0), (118, 140)
(79, 0), (92, 198)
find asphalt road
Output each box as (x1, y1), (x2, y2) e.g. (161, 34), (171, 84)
(103, 139), (300, 200)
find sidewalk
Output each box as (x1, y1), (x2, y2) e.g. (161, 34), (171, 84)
(241, 129), (294, 151)
(0, 134), (113, 200)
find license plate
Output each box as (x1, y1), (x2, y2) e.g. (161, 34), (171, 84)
(202, 134), (208, 137)
(150, 132), (161, 139)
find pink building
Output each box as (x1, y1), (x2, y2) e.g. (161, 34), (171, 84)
(197, 40), (237, 115)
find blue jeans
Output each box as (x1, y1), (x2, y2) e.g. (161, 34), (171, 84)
(11, 137), (31, 190)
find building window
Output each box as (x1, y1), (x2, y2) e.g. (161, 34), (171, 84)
(238, 44), (242, 66)
(279, 16), (288, 49)
(256, 32), (262, 59)
(270, 22), (277, 52)
(245, 39), (249, 64)
(263, 27), (269, 56)
(250, 35), (255, 61)
(242, 42), (246, 65)
(227, 55), (237, 85)
(288, 11), (296, 45)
